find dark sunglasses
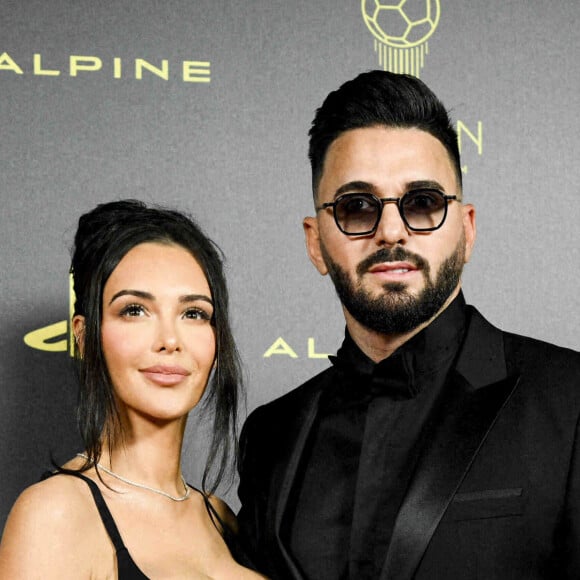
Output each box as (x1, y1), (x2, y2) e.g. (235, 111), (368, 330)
(316, 189), (458, 236)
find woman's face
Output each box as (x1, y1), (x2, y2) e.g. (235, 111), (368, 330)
(97, 242), (216, 424)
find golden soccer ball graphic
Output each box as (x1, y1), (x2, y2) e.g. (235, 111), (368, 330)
(362, 0), (441, 48)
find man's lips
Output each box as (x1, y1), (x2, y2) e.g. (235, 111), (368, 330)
(140, 365), (190, 386)
(367, 261), (419, 276)
(356, 247), (427, 278)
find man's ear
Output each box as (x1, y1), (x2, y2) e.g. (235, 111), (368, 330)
(462, 203), (476, 263)
(303, 216), (328, 276)
(72, 315), (86, 356)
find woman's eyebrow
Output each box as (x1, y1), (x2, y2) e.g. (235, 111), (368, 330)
(179, 294), (213, 306)
(108, 290), (214, 307)
(109, 289), (153, 305)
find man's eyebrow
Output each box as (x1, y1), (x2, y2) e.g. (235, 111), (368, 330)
(109, 290), (213, 306)
(406, 179), (446, 192)
(334, 181), (376, 198)
(333, 179), (448, 199)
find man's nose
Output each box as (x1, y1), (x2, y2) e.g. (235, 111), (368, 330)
(373, 201), (409, 246)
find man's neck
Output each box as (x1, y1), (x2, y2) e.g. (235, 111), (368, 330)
(344, 286), (462, 363)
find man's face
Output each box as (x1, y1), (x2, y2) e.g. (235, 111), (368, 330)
(304, 126), (476, 335)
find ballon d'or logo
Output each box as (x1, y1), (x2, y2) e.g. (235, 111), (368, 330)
(361, 0), (441, 78)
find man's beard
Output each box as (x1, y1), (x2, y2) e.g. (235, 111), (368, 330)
(321, 237), (466, 335)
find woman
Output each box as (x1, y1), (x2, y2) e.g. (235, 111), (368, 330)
(0, 200), (265, 578)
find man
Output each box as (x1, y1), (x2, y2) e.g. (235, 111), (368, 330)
(237, 71), (580, 579)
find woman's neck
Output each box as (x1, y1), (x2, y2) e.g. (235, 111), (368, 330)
(99, 414), (187, 493)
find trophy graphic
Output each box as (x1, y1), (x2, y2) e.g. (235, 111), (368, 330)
(362, 0), (441, 78)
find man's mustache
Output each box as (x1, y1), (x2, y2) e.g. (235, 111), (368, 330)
(356, 246), (428, 277)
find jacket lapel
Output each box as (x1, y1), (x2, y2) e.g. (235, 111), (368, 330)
(269, 374), (331, 578)
(380, 307), (520, 580)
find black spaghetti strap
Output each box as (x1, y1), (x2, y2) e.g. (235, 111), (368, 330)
(202, 492), (228, 533)
(43, 471), (150, 578)
(198, 489), (237, 544)
(64, 471), (127, 551)
(197, 489), (258, 569)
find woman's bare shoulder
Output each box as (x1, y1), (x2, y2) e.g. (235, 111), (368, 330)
(6, 474), (89, 525)
(206, 494), (239, 534)
(0, 474), (96, 578)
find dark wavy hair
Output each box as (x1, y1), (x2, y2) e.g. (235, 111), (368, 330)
(70, 199), (242, 493)
(308, 70), (462, 198)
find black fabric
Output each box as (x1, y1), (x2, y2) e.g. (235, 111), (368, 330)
(236, 302), (580, 580)
(284, 294), (468, 578)
(53, 471), (150, 579)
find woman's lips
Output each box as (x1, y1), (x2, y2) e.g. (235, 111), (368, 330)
(140, 365), (190, 386)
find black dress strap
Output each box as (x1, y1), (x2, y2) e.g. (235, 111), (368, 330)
(52, 471), (149, 579)
(65, 471), (126, 550)
(200, 491), (259, 569)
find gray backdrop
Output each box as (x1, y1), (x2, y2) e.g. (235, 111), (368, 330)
(1, 0), (579, 528)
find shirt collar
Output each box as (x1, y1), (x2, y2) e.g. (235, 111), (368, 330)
(329, 292), (468, 400)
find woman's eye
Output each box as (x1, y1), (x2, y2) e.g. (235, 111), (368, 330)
(184, 308), (211, 321)
(120, 304), (145, 317)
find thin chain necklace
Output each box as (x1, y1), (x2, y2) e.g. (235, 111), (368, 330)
(76, 453), (191, 502)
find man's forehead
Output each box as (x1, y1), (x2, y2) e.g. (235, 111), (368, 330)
(319, 126), (458, 194)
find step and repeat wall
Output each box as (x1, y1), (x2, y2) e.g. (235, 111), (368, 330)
(1, 1), (579, 525)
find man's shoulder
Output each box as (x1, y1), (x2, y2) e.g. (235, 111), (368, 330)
(503, 328), (580, 373)
(503, 328), (579, 355)
(258, 365), (335, 410)
(469, 305), (580, 375)
(244, 365), (335, 428)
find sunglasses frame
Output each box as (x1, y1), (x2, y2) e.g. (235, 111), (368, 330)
(316, 189), (458, 236)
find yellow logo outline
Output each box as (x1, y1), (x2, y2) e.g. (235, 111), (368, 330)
(23, 274), (75, 355)
(361, 0), (441, 77)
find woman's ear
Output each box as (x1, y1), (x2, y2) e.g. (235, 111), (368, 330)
(72, 315), (86, 356)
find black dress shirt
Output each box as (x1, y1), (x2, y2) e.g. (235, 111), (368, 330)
(284, 293), (468, 579)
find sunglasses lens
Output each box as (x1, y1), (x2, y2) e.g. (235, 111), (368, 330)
(401, 190), (446, 230)
(335, 194), (379, 234)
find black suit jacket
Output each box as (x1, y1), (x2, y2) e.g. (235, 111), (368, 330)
(237, 307), (580, 579)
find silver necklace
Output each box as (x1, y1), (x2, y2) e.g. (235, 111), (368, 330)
(76, 453), (191, 502)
